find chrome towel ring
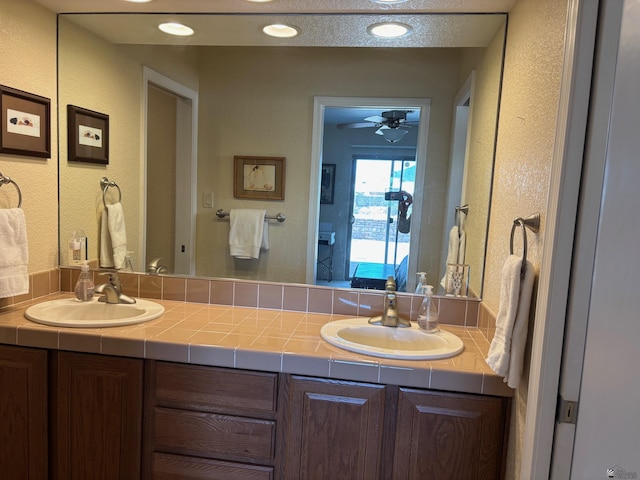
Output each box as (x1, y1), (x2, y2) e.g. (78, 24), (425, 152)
(0, 172), (23, 208)
(510, 213), (540, 276)
(100, 176), (121, 207)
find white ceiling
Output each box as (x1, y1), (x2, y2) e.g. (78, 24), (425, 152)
(35, 0), (516, 15)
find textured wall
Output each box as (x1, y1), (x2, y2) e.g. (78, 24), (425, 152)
(485, 0), (568, 477)
(0, 0), (58, 273)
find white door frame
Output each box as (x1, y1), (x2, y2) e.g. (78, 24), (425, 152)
(307, 96), (431, 288)
(141, 67), (198, 275)
(520, 0), (599, 477)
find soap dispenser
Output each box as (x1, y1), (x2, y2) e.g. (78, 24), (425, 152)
(415, 272), (428, 294)
(417, 285), (439, 333)
(74, 261), (95, 302)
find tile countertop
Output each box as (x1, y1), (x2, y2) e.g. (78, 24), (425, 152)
(0, 294), (513, 397)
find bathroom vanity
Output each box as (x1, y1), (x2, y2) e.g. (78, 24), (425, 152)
(0, 297), (511, 479)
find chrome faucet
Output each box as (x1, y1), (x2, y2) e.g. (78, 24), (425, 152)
(95, 271), (136, 304)
(147, 257), (168, 275)
(369, 276), (411, 328)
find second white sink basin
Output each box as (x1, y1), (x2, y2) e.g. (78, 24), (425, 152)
(25, 297), (164, 328)
(320, 317), (464, 360)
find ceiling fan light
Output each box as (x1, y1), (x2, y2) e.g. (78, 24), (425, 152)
(380, 128), (409, 143)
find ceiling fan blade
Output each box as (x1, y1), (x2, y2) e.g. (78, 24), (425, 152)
(363, 115), (387, 123)
(337, 122), (379, 129)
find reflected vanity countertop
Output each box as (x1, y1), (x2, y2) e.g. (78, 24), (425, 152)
(0, 293), (513, 397)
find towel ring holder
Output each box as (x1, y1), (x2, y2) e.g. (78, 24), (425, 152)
(100, 177), (121, 207)
(455, 204), (469, 232)
(510, 213), (540, 274)
(0, 172), (22, 208)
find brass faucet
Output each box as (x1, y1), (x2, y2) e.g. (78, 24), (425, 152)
(95, 271), (136, 304)
(369, 276), (411, 328)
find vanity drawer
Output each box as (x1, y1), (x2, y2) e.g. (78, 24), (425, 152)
(153, 452), (274, 480)
(151, 361), (278, 417)
(153, 407), (276, 464)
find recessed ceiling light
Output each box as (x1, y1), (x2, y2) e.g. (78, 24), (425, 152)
(262, 24), (299, 38)
(367, 22), (412, 39)
(158, 22), (195, 37)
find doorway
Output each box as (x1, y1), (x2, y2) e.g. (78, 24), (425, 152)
(309, 96), (430, 292)
(347, 157), (416, 282)
(142, 68), (198, 275)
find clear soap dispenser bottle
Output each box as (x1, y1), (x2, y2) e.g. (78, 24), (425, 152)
(417, 285), (439, 333)
(415, 272), (428, 294)
(74, 261), (95, 302)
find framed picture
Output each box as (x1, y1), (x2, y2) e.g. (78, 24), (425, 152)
(320, 163), (336, 204)
(67, 105), (109, 164)
(0, 85), (51, 158)
(234, 156), (285, 200)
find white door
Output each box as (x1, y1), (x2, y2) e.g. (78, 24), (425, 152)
(551, 1), (640, 478)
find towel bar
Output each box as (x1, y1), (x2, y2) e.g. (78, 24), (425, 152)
(0, 172), (22, 208)
(100, 176), (121, 207)
(216, 209), (285, 223)
(510, 213), (540, 276)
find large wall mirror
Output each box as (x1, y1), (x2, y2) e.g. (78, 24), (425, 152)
(57, 12), (506, 298)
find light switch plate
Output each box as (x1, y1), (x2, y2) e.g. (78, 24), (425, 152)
(203, 192), (214, 208)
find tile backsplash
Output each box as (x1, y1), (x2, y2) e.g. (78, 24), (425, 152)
(58, 267), (481, 327)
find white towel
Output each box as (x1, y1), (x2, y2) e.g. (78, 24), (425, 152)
(229, 209), (267, 259)
(486, 255), (536, 388)
(0, 208), (29, 298)
(100, 202), (127, 268)
(440, 226), (466, 288)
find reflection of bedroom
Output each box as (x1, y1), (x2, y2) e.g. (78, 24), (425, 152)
(317, 107), (419, 292)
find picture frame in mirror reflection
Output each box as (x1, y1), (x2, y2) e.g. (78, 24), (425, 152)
(234, 155), (285, 200)
(67, 105), (109, 165)
(0, 84), (51, 158)
(320, 163), (336, 204)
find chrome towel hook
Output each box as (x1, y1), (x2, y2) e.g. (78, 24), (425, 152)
(510, 213), (540, 276)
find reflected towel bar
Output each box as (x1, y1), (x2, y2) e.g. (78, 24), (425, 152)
(0, 172), (23, 208)
(216, 209), (286, 223)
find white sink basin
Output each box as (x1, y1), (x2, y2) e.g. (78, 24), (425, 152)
(25, 297), (164, 328)
(320, 317), (464, 360)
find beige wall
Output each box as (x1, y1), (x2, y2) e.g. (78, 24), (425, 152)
(0, 0), (58, 274)
(484, 0), (568, 477)
(57, 18), (200, 270)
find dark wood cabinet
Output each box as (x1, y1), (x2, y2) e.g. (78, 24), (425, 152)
(144, 361), (279, 480)
(51, 351), (144, 480)
(0, 346), (509, 480)
(392, 388), (509, 480)
(279, 375), (387, 480)
(0, 345), (48, 480)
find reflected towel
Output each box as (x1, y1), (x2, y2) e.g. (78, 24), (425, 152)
(0, 208), (29, 298)
(229, 209), (267, 259)
(440, 226), (466, 288)
(486, 255), (535, 388)
(100, 202), (128, 268)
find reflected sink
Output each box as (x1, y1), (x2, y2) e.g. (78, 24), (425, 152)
(25, 297), (165, 328)
(320, 317), (464, 360)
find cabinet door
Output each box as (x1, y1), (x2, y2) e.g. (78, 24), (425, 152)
(393, 388), (509, 480)
(52, 351), (143, 480)
(0, 345), (48, 479)
(280, 375), (386, 480)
